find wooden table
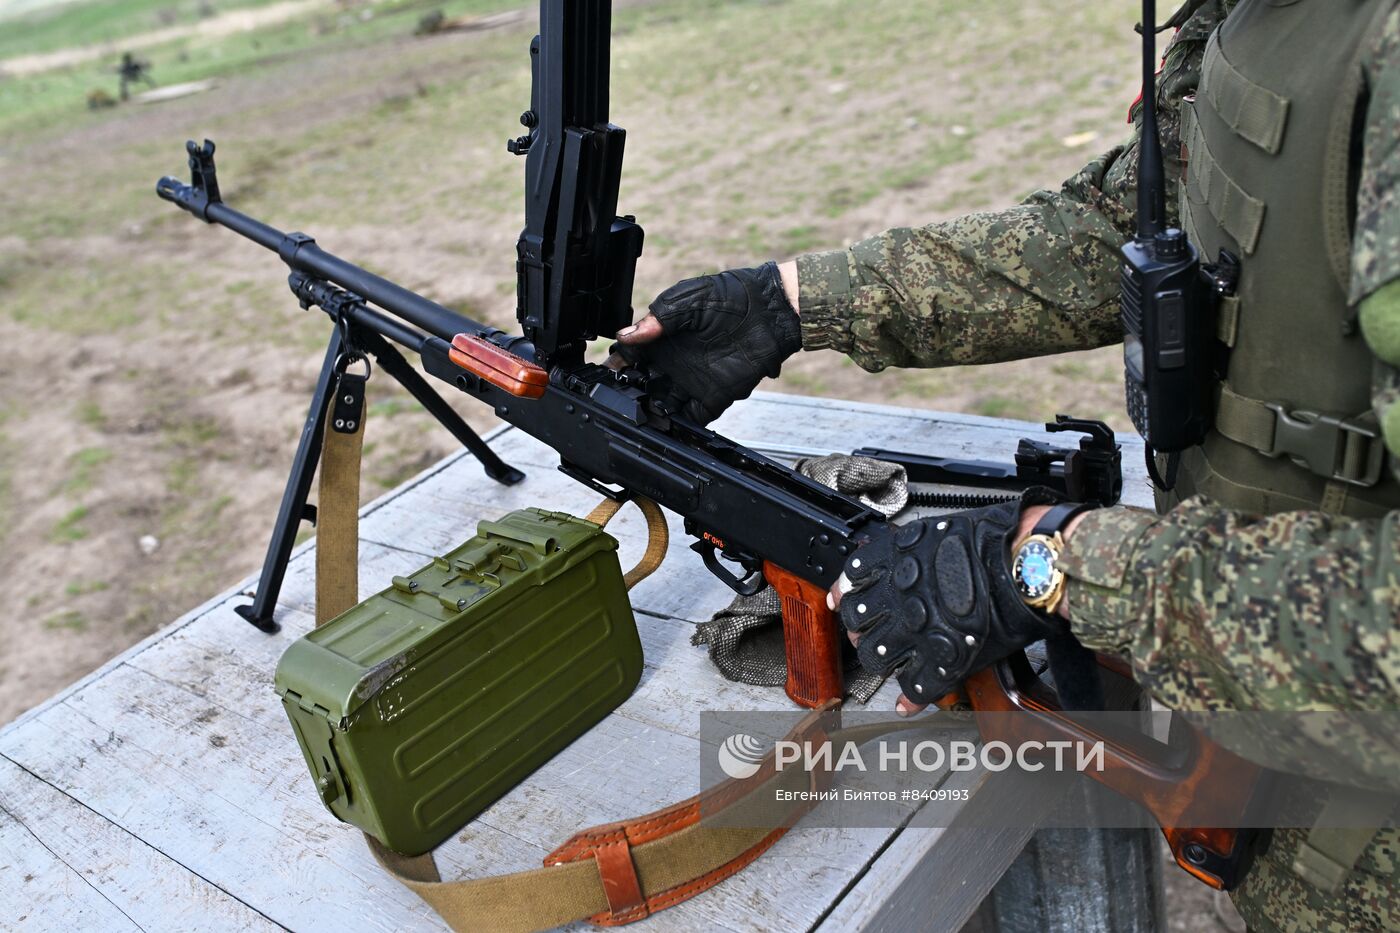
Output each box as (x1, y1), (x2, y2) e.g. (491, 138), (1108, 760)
(0, 392), (1151, 932)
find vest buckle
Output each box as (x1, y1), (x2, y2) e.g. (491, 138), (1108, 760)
(1262, 405), (1386, 487)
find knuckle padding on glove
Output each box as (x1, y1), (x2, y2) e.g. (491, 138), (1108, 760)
(839, 496), (1062, 700)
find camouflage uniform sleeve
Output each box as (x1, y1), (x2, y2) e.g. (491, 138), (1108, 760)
(1356, 5), (1400, 473)
(795, 2), (1229, 372)
(1059, 6), (1400, 715)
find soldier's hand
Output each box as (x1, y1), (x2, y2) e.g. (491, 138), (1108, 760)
(828, 492), (1069, 716)
(609, 261), (802, 425)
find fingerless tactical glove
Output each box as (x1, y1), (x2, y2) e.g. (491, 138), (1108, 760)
(612, 262), (801, 425)
(838, 491), (1065, 703)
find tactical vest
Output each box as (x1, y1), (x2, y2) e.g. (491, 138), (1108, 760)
(1162, 0), (1400, 518)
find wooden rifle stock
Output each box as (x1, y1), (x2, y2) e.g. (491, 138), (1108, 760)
(965, 654), (1266, 890)
(758, 589), (1265, 888)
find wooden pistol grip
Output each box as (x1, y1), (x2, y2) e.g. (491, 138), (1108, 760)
(965, 659), (1264, 890)
(763, 562), (844, 709)
(448, 333), (549, 399)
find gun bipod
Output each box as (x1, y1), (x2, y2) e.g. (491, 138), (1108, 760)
(234, 277), (524, 633)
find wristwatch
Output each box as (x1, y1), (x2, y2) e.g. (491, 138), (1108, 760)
(1011, 502), (1091, 614)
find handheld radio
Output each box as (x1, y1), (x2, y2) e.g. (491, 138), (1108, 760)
(1120, 0), (1217, 489)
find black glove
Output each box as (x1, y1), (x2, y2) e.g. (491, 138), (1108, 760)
(612, 262), (801, 425)
(837, 490), (1066, 703)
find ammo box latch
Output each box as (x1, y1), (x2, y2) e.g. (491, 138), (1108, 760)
(282, 689), (350, 807)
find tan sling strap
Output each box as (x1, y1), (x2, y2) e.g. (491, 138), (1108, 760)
(315, 362), (367, 626)
(314, 403), (926, 930)
(359, 708), (949, 932)
(584, 496), (670, 590)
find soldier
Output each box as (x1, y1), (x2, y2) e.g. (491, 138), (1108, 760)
(611, 0), (1400, 929)
(116, 52), (155, 102)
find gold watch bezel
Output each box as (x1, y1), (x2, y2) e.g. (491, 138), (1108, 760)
(1011, 531), (1068, 614)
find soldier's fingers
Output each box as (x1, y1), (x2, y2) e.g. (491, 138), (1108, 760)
(826, 572), (852, 610)
(895, 694), (929, 717)
(615, 313), (664, 344)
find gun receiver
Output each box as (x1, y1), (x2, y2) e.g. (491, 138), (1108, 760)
(155, 0), (1263, 893)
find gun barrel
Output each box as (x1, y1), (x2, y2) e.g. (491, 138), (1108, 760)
(157, 177), (488, 344)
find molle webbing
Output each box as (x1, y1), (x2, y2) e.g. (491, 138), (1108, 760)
(1181, 102), (1266, 255)
(1201, 32), (1289, 155)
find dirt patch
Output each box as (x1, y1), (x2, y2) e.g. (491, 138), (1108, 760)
(0, 0), (329, 77)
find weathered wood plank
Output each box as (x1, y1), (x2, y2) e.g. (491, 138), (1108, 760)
(0, 755), (279, 932)
(0, 787), (142, 933)
(0, 666), (454, 930)
(816, 764), (1081, 933)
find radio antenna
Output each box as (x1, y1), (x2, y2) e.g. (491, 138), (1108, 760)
(1136, 0), (1165, 240)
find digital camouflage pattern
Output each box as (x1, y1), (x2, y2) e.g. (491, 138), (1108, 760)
(796, 1), (1400, 929)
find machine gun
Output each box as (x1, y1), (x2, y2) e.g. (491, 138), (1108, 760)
(156, 0), (1264, 890)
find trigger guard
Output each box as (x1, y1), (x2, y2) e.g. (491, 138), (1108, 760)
(691, 540), (765, 596)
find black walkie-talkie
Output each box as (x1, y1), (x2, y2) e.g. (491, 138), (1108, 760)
(1120, 0), (1215, 489)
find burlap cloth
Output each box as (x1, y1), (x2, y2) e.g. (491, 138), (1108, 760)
(691, 454), (909, 704)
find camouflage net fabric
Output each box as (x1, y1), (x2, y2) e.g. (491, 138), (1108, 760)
(691, 454), (909, 704)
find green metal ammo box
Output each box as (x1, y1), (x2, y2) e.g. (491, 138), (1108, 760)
(274, 507), (643, 856)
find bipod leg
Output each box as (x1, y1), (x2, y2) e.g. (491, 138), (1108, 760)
(358, 329), (525, 486)
(235, 330), (344, 633)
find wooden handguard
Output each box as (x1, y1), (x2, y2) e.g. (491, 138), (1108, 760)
(449, 333), (549, 399)
(965, 655), (1265, 890)
(763, 562), (844, 709)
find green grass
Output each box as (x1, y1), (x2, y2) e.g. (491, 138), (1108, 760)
(972, 396), (1023, 419)
(64, 579), (110, 596)
(50, 505), (90, 542)
(42, 610), (89, 631)
(66, 446), (112, 493)
(75, 400), (107, 428)
(0, 0), (285, 61)
(0, 0), (520, 138)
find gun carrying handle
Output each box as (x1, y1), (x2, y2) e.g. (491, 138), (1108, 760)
(762, 562), (844, 709)
(964, 657), (1264, 890)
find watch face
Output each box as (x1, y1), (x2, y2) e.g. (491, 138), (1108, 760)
(1013, 538), (1058, 601)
